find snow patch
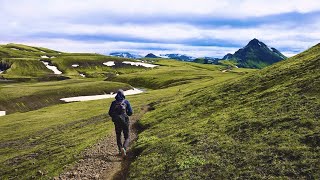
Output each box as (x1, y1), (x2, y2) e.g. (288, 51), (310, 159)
(103, 61), (115, 66)
(60, 88), (144, 102)
(80, 73), (86, 77)
(267, 46), (273, 51)
(103, 61), (158, 68)
(0, 71), (3, 74)
(41, 55), (49, 58)
(122, 61), (158, 68)
(11, 48), (19, 51)
(50, 56), (56, 59)
(41, 61), (62, 74)
(0, 111), (6, 116)
(72, 64), (79, 67)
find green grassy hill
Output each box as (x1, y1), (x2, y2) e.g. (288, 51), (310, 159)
(0, 43), (59, 58)
(129, 44), (320, 179)
(109, 59), (255, 89)
(0, 43), (150, 80)
(49, 54), (146, 78)
(0, 44), (60, 80)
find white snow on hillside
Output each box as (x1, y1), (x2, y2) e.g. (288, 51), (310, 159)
(103, 61), (115, 66)
(41, 61), (62, 74)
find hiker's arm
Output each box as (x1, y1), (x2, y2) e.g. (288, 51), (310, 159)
(126, 101), (133, 116)
(108, 101), (115, 117)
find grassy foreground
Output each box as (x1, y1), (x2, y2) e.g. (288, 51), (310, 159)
(129, 44), (320, 179)
(0, 56), (249, 179)
(0, 99), (114, 179)
(0, 79), (233, 179)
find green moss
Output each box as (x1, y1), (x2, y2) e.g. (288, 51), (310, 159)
(129, 44), (320, 179)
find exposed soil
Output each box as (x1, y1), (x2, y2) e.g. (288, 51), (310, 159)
(57, 105), (149, 180)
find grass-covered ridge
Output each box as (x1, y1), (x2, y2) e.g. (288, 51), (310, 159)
(49, 54), (147, 78)
(130, 44), (320, 179)
(0, 79), (132, 113)
(1, 58), (53, 78)
(109, 59), (254, 89)
(0, 43), (154, 80)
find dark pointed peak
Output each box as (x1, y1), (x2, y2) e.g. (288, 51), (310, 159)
(145, 53), (159, 58)
(245, 38), (268, 48)
(248, 38), (261, 44)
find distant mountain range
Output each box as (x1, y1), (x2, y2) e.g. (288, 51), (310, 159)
(109, 52), (142, 59)
(109, 39), (287, 69)
(159, 54), (195, 61)
(110, 52), (197, 61)
(221, 38), (287, 68)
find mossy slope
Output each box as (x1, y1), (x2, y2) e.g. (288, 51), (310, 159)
(0, 43), (148, 80)
(130, 44), (320, 179)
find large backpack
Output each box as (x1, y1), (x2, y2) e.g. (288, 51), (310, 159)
(112, 100), (128, 125)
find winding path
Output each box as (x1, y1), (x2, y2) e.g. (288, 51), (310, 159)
(57, 105), (149, 180)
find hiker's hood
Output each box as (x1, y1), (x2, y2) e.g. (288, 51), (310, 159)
(115, 89), (125, 101)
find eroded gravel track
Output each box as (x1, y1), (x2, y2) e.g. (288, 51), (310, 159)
(57, 106), (148, 180)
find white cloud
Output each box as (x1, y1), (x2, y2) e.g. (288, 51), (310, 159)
(0, 0), (320, 57)
(2, 0), (320, 20)
(1, 20), (319, 57)
(9, 21), (318, 50)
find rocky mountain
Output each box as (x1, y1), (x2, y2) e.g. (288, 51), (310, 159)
(222, 53), (233, 60)
(222, 38), (287, 68)
(109, 52), (142, 59)
(145, 53), (159, 58)
(160, 54), (195, 61)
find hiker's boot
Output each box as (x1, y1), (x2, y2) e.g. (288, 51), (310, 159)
(121, 148), (126, 159)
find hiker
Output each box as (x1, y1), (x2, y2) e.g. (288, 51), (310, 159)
(108, 89), (133, 158)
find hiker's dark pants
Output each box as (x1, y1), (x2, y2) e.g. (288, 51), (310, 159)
(114, 122), (129, 151)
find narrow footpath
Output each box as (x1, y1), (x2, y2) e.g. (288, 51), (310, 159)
(57, 105), (149, 180)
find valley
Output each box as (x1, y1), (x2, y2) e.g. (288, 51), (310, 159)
(0, 42), (319, 179)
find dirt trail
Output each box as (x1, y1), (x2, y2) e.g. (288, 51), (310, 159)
(57, 106), (148, 180)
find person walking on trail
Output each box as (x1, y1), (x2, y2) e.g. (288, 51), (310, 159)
(108, 89), (133, 159)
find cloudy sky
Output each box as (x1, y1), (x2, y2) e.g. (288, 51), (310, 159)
(1, 0), (320, 57)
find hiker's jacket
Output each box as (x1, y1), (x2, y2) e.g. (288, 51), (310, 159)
(108, 91), (133, 118)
